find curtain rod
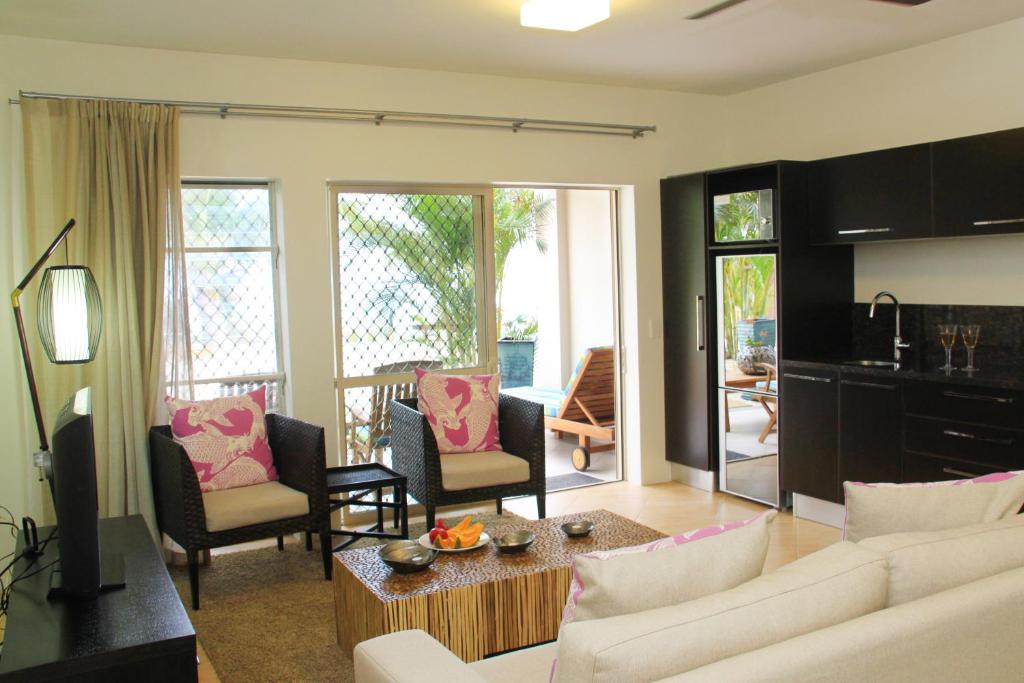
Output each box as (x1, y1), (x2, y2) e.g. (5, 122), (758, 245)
(10, 90), (656, 139)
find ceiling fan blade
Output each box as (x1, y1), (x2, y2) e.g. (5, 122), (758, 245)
(870, 0), (932, 4)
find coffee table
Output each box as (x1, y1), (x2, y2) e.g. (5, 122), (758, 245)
(332, 509), (665, 661)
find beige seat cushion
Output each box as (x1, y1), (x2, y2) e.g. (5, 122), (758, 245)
(859, 512), (1024, 606)
(202, 481), (310, 532)
(554, 542), (888, 682)
(469, 642), (556, 683)
(440, 451), (530, 491)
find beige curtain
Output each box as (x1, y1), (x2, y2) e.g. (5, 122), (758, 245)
(21, 97), (189, 534)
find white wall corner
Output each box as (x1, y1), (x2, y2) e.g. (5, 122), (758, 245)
(792, 493), (845, 529)
(670, 463), (715, 492)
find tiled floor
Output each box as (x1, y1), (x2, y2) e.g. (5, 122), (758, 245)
(196, 480), (840, 681)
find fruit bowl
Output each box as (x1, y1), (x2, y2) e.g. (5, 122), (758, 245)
(418, 531), (490, 552)
(379, 540), (438, 573)
(493, 530), (535, 554)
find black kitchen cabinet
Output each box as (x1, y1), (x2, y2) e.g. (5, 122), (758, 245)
(780, 368), (840, 503)
(933, 127), (1024, 237)
(661, 173), (711, 470)
(809, 143), (933, 244)
(839, 374), (902, 485)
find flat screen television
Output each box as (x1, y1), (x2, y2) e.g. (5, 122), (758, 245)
(48, 386), (102, 599)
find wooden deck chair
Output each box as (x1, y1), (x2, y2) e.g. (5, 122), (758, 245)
(503, 346), (615, 471)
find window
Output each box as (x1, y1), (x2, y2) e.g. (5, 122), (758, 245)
(180, 182), (285, 410)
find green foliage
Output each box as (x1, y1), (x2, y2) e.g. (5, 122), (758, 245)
(501, 314), (539, 341)
(341, 189), (550, 367)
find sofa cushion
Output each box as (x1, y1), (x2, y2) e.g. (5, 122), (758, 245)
(669, 566), (1024, 683)
(859, 513), (1024, 607)
(842, 470), (1024, 542)
(416, 368), (502, 454)
(553, 541), (887, 683)
(469, 642), (557, 683)
(165, 385), (277, 492)
(561, 510), (775, 626)
(202, 481), (309, 532)
(440, 451), (530, 491)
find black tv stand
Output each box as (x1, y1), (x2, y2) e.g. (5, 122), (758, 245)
(46, 552), (127, 601)
(0, 516), (196, 682)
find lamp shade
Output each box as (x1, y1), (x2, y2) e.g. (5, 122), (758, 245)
(36, 265), (103, 364)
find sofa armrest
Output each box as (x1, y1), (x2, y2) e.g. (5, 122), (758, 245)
(499, 393), (545, 485)
(148, 426), (205, 546)
(354, 630), (486, 683)
(266, 413), (329, 526)
(390, 398), (442, 503)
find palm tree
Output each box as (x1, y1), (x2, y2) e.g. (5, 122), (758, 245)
(493, 188), (551, 337)
(340, 189), (550, 367)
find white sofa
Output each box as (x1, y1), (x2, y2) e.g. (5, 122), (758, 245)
(354, 515), (1024, 682)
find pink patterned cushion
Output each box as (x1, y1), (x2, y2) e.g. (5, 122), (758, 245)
(560, 510), (776, 627)
(415, 368), (502, 454)
(843, 471), (1024, 542)
(165, 385), (278, 493)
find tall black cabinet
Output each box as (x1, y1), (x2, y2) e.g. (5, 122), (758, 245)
(661, 162), (854, 488)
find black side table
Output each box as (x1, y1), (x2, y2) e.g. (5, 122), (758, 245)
(326, 463), (409, 551)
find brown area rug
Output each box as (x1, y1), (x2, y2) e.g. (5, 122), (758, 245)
(169, 512), (519, 682)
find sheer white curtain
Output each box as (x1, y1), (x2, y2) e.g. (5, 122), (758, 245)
(20, 97), (191, 534)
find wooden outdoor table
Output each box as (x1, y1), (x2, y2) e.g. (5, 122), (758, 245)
(332, 509), (665, 661)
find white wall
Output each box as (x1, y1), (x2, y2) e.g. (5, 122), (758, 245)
(564, 189), (616, 381)
(720, 17), (1024, 306)
(0, 34), (729, 542)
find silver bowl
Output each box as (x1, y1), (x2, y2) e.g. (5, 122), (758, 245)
(379, 540), (438, 573)
(561, 520), (595, 538)
(493, 530), (536, 554)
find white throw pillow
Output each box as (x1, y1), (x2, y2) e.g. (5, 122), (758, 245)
(561, 510), (776, 626)
(859, 513), (1024, 606)
(842, 471), (1024, 543)
(554, 542), (888, 682)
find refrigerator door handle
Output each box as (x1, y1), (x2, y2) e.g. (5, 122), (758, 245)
(696, 295), (706, 351)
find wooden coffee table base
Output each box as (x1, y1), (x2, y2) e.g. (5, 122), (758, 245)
(332, 510), (664, 662)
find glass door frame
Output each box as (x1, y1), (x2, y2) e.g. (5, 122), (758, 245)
(327, 182), (498, 472)
(711, 246), (781, 507)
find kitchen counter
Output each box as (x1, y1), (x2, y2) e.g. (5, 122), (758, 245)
(782, 358), (1024, 391)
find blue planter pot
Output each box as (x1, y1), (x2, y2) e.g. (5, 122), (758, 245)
(735, 318), (776, 349)
(497, 340), (535, 389)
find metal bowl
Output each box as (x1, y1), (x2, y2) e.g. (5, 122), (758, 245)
(561, 520), (595, 538)
(379, 540), (438, 573)
(493, 530), (536, 554)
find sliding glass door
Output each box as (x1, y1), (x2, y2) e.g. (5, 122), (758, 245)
(328, 185), (496, 467)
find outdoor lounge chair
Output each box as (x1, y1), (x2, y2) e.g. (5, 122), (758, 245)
(501, 346), (615, 471)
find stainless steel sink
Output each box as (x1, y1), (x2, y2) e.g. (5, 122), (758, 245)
(842, 360), (897, 368)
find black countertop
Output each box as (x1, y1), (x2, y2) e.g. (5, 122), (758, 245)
(782, 357), (1024, 391)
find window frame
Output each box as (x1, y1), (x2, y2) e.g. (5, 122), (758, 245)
(180, 180), (287, 411)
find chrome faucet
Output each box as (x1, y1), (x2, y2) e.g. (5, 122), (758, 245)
(869, 291), (911, 367)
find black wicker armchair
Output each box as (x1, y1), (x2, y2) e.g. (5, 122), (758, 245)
(390, 394), (545, 528)
(149, 413), (331, 609)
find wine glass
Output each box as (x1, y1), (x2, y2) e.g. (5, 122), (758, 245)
(937, 324), (958, 371)
(961, 324), (981, 371)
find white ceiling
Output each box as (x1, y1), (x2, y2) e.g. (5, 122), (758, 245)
(3, 0), (1024, 94)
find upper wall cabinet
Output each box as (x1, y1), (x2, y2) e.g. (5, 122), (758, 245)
(808, 144), (933, 244)
(933, 128), (1024, 237)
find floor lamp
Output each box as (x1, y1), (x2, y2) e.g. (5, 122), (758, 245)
(11, 218), (103, 472)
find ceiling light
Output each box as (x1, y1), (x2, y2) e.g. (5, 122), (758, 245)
(520, 0), (610, 32)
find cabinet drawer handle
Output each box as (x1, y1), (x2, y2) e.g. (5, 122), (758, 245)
(972, 218), (1024, 227)
(942, 466), (983, 479)
(941, 429), (1014, 446)
(785, 373), (833, 383)
(942, 390), (1014, 405)
(836, 228), (893, 235)
(841, 379), (896, 391)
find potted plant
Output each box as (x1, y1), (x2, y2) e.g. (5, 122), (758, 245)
(497, 315), (538, 388)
